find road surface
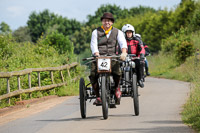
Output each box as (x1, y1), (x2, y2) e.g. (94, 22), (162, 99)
(0, 77), (195, 133)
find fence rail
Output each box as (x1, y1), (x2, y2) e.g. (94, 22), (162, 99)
(0, 62), (78, 104)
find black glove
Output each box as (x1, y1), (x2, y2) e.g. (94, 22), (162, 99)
(140, 54), (145, 61)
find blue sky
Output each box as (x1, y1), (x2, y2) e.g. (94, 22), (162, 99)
(0, 0), (181, 30)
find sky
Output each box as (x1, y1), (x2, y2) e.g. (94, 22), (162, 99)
(0, 0), (182, 30)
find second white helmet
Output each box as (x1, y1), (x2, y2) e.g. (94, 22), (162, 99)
(135, 33), (141, 39)
(121, 24), (135, 37)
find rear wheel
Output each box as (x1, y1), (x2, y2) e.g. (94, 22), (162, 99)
(101, 75), (108, 119)
(79, 78), (86, 118)
(132, 74), (139, 116)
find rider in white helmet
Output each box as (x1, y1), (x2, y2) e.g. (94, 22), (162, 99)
(122, 24), (145, 88)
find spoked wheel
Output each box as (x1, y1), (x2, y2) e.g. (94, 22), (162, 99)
(132, 74), (139, 116)
(101, 75), (108, 119)
(79, 78), (86, 118)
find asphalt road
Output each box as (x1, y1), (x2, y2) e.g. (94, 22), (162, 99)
(0, 77), (195, 133)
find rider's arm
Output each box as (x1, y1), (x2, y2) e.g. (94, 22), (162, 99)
(121, 48), (127, 53)
(90, 29), (99, 56)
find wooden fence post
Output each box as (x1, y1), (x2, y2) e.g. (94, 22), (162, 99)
(7, 78), (10, 104)
(67, 68), (71, 79)
(50, 71), (54, 84)
(60, 71), (64, 82)
(50, 71), (55, 94)
(38, 72), (41, 87)
(17, 76), (21, 101)
(28, 73), (32, 99)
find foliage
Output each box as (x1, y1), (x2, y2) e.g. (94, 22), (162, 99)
(86, 4), (124, 26)
(0, 21), (12, 34)
(71, 25), (96, 54)
(172, 0), (195, 31)
(27, 9), (81, 42)
(161, 27), (194, 64)
(0, 34), (14, 65)
(86, 4), (156, 26)
(41, 31), (74, 54)
(56, 81), (79, 96)
(114, 0), (195, 53)
(182, 80), (200, 131)
(0, 34), (76, 91)
(148, 54), (178, 77)
(12, 26), (32, 42)
(189, 1), (200, 32)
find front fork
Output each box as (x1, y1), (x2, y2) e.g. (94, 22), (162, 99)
(99, 73), (115, 105)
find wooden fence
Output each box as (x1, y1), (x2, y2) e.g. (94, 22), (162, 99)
(0, 62), (78, 104)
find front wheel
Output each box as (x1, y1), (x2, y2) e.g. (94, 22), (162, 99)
(125, 72), (130, 93)
(101, 75), (108, 119)
(132, 74), (139, 116)
(79, 78), (86, 118)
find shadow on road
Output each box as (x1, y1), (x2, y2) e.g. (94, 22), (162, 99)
(36, 116), (102, 122)
(143, 120), (184, 124)
(36, 113), (136, 122)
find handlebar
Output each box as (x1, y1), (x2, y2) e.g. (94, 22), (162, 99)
(128, 54), (136, 57)
(82, 54), (139, 65)
(82, 55), (120, 61)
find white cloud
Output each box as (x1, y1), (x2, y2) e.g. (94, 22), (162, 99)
(6, 6), (25, 18)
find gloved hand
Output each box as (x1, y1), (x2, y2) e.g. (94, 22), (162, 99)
(120, 52), (127, 61)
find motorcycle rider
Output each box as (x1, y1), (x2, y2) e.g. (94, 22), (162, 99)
(90, 12), (127, 105)
(135, 33), (150, 76)
(122, 24), (145, 88)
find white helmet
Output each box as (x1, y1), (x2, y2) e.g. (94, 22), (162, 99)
(135, 33), (141, 39)
(121, 24), (135, 37)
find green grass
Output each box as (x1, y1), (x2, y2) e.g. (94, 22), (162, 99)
(182, 81), (200, 131)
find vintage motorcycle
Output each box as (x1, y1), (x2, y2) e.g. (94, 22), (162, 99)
(79, 54), (140, 119)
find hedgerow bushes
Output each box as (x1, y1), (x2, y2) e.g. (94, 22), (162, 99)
(161, 27), (194, 64)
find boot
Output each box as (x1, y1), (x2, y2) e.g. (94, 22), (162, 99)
(146, 67), (150, 76)
(113, 75), (121, 104)
(92, 82), (100, 97)
(138, 80), (144, 88)
(92, 82), (101, 105)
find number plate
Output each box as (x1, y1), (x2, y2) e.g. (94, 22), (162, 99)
(97, 58), (111, 71)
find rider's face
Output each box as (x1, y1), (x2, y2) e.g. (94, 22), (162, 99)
(126, 31), (133, 38)
(102, 19), (113, 30)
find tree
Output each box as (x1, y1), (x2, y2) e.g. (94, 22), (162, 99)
(71, 25), (95, 54)
(42, 32), (73, 54)
(0, 22), (12, 33)
(27, 9), (55, 42)
(86, 4), (124, 26)
(129, 5), (156, 16)
(27, 9), (81, 42)
(171, 0), (195, 31)
(12, 26), (32, 42)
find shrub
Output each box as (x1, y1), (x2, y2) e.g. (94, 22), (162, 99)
(174, 40), (194, 63)
(161, 27), (194, 64)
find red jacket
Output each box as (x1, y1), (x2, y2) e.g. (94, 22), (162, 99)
(126, 39), (145, 57)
